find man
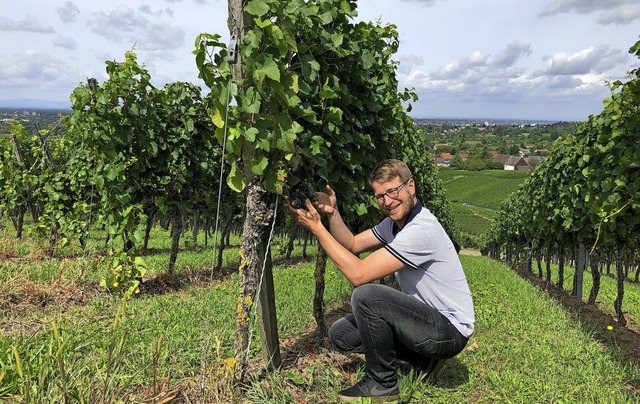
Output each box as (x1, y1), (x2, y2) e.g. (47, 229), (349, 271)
(288, 159), (475, 402)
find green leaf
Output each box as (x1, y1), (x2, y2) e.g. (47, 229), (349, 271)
(331, 33), (344, 47)
(276, 124), (298, 152)
(251, 155), (269, 175)
(245, 0), (270, 17)
(301, 55), (320, 81)
(244, 127), (259, 142)
(340, 0), (354, 14)
(211, 108), (225, 128)
(227, 161), (245, 192)
(254, 18), (272, 29)
(106, 168), (119, 181)
(319, 85), (337, 99)
(240, 87), (262, 113)
(361, 49), (375, 69)
(318, 11), (334, 24)
(254, 56), (281, 83)
(281, 25), (298, 53)
(283, 371), (305, 385)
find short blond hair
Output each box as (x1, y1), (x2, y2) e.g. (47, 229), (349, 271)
(368, 159), (412, 186)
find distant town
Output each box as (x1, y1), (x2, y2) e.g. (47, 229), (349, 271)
(0, 108), (69, 137)
(413, 117), (566, 126)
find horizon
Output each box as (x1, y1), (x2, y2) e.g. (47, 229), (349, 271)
(0, 98), (585, 123)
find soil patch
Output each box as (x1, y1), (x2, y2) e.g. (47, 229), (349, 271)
(0, 280), (104, 337)
(460, 249), (482, 256)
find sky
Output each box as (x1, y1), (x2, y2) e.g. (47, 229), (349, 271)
(1, 0), (639, 121)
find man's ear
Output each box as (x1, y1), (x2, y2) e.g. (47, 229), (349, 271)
(408, 178), (417, 199)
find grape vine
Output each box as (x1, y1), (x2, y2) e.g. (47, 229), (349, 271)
(485, 37), (640, 325)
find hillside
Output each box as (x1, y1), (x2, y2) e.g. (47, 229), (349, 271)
(437, 168), (529, 248)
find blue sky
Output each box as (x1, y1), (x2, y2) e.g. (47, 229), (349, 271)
(1, 0), (638, 121)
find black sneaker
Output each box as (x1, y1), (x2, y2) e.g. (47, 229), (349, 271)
(338, 375), (400, 402)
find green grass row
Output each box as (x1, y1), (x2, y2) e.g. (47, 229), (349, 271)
(438, 168), (528, 210)
(524, 258), (640, 328)
(2, 238), (639, 402)
(448, 203), (495, 249)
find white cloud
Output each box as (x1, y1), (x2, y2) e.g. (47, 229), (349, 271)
(52, 35), (78, 50)
(87, 6), (136, 42)
(540, 0), (630, 16)
(397, 54), (424, 74)
(0, 16), (55, 33)
(542, 75), (584, 90)
(399, 0), (438, 5)
(492, 41), (532, 68)
(0, 0), (636, 121)
(597, 6), (640, 25)
(138, 5), (174, 18)
(540, 0), (640, 25)
(540, 46), (625, 75)
(398, 33), (630, 120)
(430, 51), (488, 80)
(56, 2), (80, 24)
(87, 5), (185, 57)
(0, 51), (74, 86)
(164, 0), (211, 3)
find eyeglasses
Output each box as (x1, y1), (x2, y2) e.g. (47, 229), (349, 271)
(374, 179), (409, 203)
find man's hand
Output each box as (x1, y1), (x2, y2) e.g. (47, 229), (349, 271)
(314, 185), (337, 216)
(288, 199), (324, 233)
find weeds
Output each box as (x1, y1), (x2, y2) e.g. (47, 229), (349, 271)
(195, 336), (237, 403)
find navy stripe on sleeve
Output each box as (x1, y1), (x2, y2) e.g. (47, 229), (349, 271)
(384, 245), (419, 270)
(372, 227), (385, 243)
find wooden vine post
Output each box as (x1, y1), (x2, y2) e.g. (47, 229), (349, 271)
(574, 243), (586, 301)
(227, 0), (281, 380)
(9, 134), (29, 237)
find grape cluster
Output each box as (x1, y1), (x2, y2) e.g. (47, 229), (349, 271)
(288, 181), (318, 210)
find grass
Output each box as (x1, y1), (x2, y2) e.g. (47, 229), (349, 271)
(526, 258), (640, 329)
(450, 256), (639, 403)
(0, 232), (354, 401)
(2, 226), (640, 403)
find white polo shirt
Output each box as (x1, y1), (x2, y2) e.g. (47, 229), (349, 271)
(371, 202), (475, 338)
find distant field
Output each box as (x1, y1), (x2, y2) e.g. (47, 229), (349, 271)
(438, 168), (529, 248)
(438, 168), (529, 209)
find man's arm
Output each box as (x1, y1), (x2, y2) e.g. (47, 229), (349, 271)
(289, 200), (403, 286)
(314, 185), (381, 254)
(325, 209), (382, 254)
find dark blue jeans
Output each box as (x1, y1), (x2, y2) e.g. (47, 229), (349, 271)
(329, 283), (468, 387)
